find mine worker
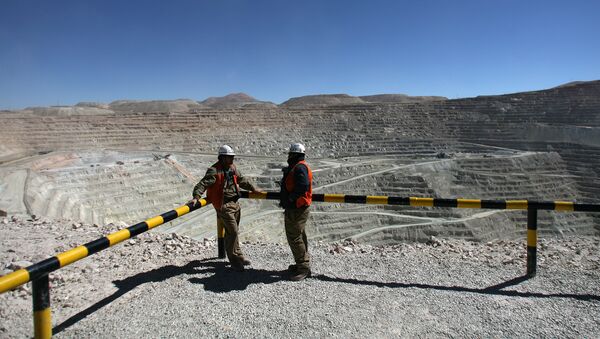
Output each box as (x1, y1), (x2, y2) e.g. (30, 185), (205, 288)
(190, 145), (262, 271)
(280, 143), (313, 281)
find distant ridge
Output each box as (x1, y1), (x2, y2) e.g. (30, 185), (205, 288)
(3, 80), (599, 112)
(108, 99), (202, 113)
(554, 81), (588, 88)
(359, 94), (447, 103)
(75, 102), (110, 109)
(200, 93), (277, 108)
(280, 93), (447, 107)
(280, 94), (365, 107)
(474, 80), (600, 98)
(200, 93), (256, 105)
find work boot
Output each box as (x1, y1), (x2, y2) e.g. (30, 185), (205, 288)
(287, 264), (297, 272)
(289, 269), (311, 281)
(231, 262), (245, 272)
(241, 258), (251, 266)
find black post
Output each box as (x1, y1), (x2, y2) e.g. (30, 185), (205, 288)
(32, 274), (51, 339)
(527, 208), (538, 277)
(217, 218), (225, 259)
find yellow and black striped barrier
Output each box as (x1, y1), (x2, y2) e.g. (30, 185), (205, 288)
(0, 199), (208, 338)
(3, 190), (600, 338)
(241, 191), (600, 278)
(242, 191), (600, 212)
(0, 199), (209, 294)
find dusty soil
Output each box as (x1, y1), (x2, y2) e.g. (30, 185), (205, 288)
(1, 216), (599, 338)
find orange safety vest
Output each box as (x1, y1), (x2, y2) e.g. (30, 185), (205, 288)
(206, 162), (239, 210)
(285, 160), (313, 208)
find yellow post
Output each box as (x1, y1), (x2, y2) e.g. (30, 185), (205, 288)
(32, 275), (51, 339)
(527, 208), (538, 277)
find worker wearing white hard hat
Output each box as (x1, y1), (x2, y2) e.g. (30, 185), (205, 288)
(218, 144), (236, 156)
(288, 143), (305, 154)
(190, 145), (262, 271)
(280, 143), (313, 281)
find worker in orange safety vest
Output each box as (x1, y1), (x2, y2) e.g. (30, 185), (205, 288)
(279, 143), (313, 281)
(190, 145), (262, 271)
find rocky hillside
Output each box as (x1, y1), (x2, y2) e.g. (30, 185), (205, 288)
(1, 81), (600, 243)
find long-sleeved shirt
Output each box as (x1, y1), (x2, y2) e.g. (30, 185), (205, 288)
(193, 165), (257, 200)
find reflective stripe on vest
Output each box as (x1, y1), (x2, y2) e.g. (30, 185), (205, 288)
(284, 160), (313, 208)
(206, 162), (239, 210)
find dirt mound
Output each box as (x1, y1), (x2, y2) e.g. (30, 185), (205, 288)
(74, 102), (110, 109)
(199, 93), (276, 108)
(554, 81), (590, 88)
(359, 94), (447, 103)
(108, 99), (202, 113)
(20, 106), (114, 116)
(280, 94), (365, 107)
(200, 92), (255, 105)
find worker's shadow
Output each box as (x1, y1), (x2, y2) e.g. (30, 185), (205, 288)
(188, 259), (285, 293)
(311, 274), (600, 302)
(53, 257), (281, 335)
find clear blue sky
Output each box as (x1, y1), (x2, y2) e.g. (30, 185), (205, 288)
(1, 0), (599, 109)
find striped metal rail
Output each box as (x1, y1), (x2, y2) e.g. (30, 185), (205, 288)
(0, 199), (209, 339)
(241, 191), (600, 212)
(243, 191), (600, 278)
(242, 191), (600, 278)
(2, 191), (600, 338)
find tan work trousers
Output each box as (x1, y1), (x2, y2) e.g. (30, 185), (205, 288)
(284, 206), (310, 271)
(216, 201), (244, 265)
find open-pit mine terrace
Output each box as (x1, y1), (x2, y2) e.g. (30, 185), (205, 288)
(1, 81), (600, 244)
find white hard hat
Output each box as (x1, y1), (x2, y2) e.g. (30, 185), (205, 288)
(218, 145), (236, 156)
(289, 143), (305, 154)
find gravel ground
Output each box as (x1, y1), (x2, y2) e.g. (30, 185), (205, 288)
(1, 216), (600, 338)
